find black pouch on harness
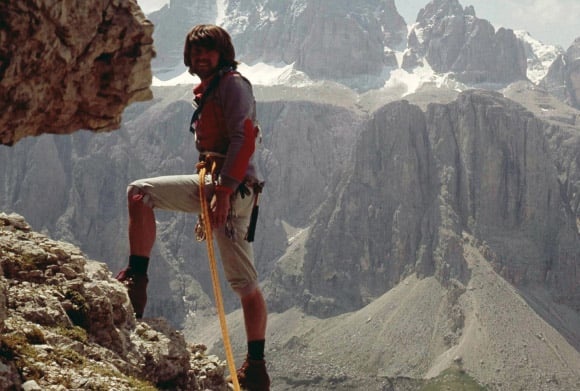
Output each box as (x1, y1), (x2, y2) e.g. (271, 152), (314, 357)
(243, 181), (264, 242)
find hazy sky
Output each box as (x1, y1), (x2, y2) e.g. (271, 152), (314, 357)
(137, 0), (579, 48)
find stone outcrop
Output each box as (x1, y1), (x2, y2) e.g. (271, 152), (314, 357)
(541, 37), (580, 109)
(404, 0), (527, 84)
(0, 0), (155, 146)
(0, 212), (228, 390)
(426, 91), (579, 301)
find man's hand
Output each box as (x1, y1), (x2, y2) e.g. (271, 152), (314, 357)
(210, 190), (231, 228)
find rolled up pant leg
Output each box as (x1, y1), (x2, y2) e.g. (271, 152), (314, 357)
(128, 174), (259, 294)
(214, 187), (259, 296)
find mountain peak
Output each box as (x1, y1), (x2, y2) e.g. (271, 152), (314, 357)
(409, 0), (527, 84)
(417, 0), (466, 21)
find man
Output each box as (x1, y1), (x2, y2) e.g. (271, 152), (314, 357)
(115, 24), (270, 391)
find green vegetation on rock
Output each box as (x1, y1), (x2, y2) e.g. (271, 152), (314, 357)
(420, 368), (488, 391)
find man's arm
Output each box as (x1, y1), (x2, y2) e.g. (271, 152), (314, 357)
(218, 73), (257, 192)
(211, 73), (257, 228)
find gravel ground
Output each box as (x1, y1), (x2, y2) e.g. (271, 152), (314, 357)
(190, 232), (580, 391)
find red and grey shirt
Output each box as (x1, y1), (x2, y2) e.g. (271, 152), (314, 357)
(193, 70), (259, 193)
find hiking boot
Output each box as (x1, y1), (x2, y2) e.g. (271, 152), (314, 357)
(235, 356), (270, 391)
(116, 267), (148, 319)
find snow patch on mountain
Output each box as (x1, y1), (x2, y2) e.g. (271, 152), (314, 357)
(516, 30), (564, 84)
(384, 61), (466, 96)
(153, 70), (195, 86)
(151, 58), (460, 99)
(152, 61), (314, 87)
(151, 52), (469, 101)
(216, 0), (226, 26)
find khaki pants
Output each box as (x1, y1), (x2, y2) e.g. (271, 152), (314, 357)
(128, 174), (258, 295)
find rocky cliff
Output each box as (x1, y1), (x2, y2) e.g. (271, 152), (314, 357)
(404, 0), (527, 84)
(0, 213), (228, 390)
(227, 0), (407, 85)
(266, 90), (580, 319)
(516, 31), (564, 84)
(0, 0), (155, 145)
(541, 37), (580, 110)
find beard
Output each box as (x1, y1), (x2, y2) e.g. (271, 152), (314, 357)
(193, 61), (218, 80)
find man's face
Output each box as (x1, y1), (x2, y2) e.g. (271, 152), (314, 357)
(190, 46), (220, 80)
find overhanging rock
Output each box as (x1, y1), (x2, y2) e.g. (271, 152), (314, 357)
(0, 0), (155, 146)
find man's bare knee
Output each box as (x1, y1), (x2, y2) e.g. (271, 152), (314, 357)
(127, 184), (154, 208)
(233, 281), (259, 298)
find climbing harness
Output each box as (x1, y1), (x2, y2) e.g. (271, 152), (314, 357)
(196, 159), (241, 391)
(194, 152), (236, 241)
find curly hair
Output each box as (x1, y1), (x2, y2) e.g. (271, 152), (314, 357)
(183, 24), (237, 74)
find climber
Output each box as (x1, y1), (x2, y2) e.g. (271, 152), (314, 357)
(115, 24), (270, 391)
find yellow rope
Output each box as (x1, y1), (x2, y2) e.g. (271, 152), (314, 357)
(197, 162), (241, 391)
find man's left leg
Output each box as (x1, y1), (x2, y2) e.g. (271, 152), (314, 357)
(215, 189), (270, 390)
(242, 286), (268, 365)
(235, 286), (270, 391)
(241, 287), (267, 349)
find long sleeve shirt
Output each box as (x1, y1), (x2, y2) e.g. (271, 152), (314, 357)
(193, 70), (259, 192)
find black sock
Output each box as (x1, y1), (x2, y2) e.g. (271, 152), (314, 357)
(248, 339), (265, 361)
(129, 255), (149, 275)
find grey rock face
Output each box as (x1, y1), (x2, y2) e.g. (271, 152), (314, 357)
(408, 0), (527, 84)
(516, 31), (564, 84)
(279, 91), (580, 317)
(0, 0), (155, 145)
(427, 92), (579, 306)
(541, 37), (580, 109)
(301, 100), (446, 316)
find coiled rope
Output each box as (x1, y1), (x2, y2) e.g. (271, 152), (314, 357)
(196, 160), (240, 391)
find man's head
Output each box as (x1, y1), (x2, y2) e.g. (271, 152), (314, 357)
(184, 24), (237, 79)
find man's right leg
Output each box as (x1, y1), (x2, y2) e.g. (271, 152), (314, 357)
(116, 187), (158, 318)
(128, 189), (156, 258)
(117, 175), (206, 318)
